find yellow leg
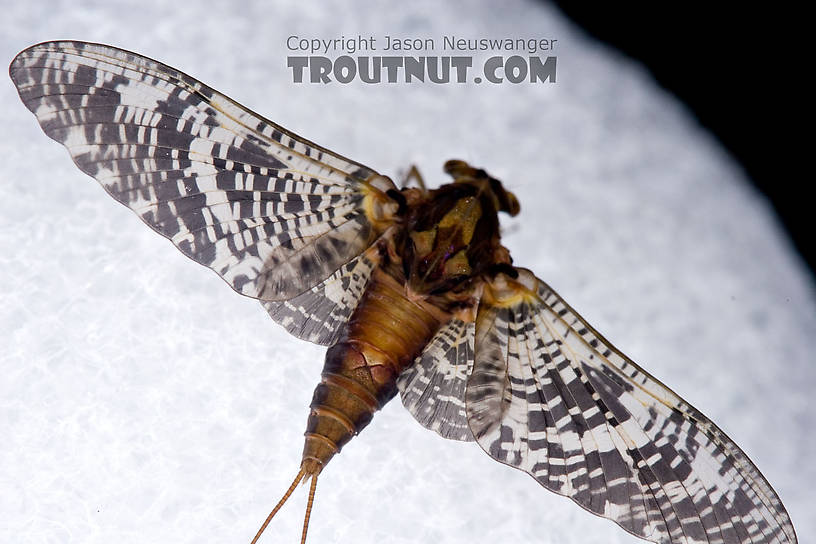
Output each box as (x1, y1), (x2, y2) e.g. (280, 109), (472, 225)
(401, 164), (427, 192)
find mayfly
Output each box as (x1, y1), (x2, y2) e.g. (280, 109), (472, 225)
(10, 41), (797, 544)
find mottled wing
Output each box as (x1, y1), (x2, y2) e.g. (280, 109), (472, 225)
(397, 318), (475, 441)
(10, 41), (397, 301)
(262, 247), (378, 345)
(466, 269), (796, 544)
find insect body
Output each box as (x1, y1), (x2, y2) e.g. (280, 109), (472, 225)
(10, 41), (797, 544)
(298, 163), (520, 477)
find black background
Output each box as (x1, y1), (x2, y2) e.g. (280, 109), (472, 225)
(551, 4), (812, 279)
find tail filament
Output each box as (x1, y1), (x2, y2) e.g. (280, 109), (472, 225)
(250, 468), (306, 544)
(301, 475), (318, 544)
(250, 468), (320, 544)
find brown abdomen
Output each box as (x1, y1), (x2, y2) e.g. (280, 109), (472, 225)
(300, 268), (447, 476)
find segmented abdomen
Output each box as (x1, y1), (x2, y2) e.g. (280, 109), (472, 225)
(301, 267), (447, 476)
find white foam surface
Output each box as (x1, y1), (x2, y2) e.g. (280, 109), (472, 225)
(1, 1), (813, 543)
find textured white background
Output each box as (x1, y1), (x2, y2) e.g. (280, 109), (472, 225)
(1, 1), (813, 543)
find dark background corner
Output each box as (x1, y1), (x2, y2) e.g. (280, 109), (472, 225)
(548, 3), (811, 278)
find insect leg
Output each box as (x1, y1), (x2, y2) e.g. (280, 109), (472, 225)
(400, 164), (427, 192)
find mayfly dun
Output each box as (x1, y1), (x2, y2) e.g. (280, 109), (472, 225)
(10, 41), (797, 544)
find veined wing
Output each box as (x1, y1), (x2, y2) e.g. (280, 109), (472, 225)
(10, 41), (398, 301)
(397, 318), (476, 442)
(263, 246), (379, 346)
(465, 269), (796, 544)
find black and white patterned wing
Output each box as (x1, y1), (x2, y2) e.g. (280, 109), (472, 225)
(262, 246), (379, 346)
(10, 41), (398, 302)
(467, 269), (796, 544)
(397, 318), (475, 442)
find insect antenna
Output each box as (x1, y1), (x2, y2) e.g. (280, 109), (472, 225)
(250, 468), (305, 544)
